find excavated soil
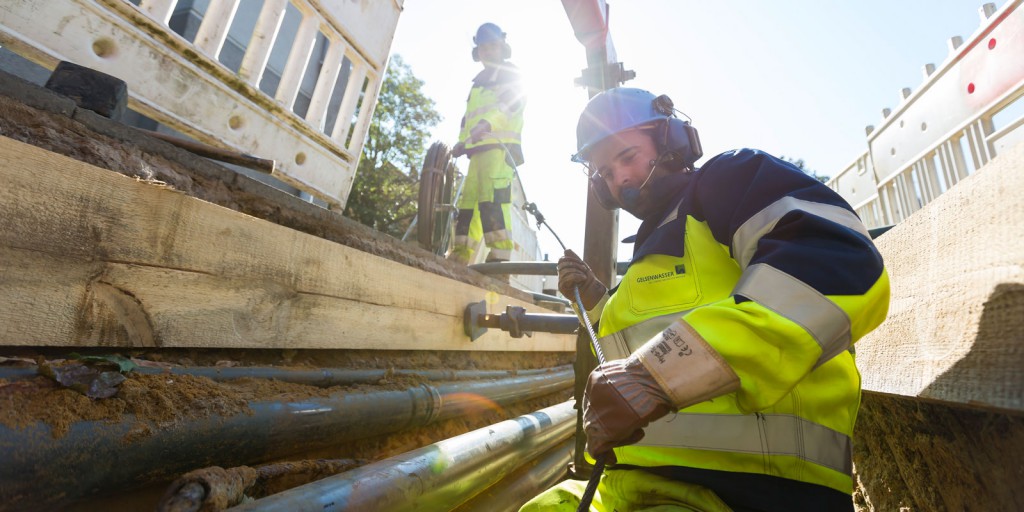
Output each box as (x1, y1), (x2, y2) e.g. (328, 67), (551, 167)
(0, 88), (528, 298)
(0, 349), (574, 439)
(853, 392), (1024, 511)
(0, 75), (575, 509)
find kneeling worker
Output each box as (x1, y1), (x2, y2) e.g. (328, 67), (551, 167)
(521, 87), (890, 511)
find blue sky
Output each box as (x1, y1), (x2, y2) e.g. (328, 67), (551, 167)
(389, 0), (999, 260)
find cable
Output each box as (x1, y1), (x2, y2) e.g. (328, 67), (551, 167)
(491, 140), (607, 510)
(573, 287), (608, 512)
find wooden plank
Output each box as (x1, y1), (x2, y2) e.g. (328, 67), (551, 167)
(856, 140), (1024, 412)
(0, 136), (574, 351)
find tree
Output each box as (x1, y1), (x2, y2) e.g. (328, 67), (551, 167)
(344, 55), (442, 238)
(780, 156), (830, 184)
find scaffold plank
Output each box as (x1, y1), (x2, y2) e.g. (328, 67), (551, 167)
(0, 135), (573, 352)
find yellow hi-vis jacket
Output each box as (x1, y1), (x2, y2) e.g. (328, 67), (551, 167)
(589, 149), (890, 496)
(459, 62), (525, 165)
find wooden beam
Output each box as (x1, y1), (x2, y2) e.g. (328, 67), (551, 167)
(0, 136), (574, 351)
(856, 140), (1024, 412)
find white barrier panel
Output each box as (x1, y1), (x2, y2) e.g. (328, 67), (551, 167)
(827, 0), (1024, 229)
(0, 0), (403, 208)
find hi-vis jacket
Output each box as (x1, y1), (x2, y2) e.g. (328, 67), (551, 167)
(591, 149), (890, 495)
(459, 62), (525, 165)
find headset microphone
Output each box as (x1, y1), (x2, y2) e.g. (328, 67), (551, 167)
(621, 156), (662, 210)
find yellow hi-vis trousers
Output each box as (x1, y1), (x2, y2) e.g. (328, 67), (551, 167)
(519, 469), (732, 512)
(451, 148), (515, 263)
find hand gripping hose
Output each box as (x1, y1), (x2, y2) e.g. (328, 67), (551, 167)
(573, 287), (607, 512)
(491, 140), (607, 510)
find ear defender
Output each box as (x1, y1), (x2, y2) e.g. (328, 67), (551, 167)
(472, 43), (511, 62)
(587, 119), (703, 211)
(590, 176), (619, 209)
(657, 118), (703, 172)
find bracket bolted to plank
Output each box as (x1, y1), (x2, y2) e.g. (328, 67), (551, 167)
(463, 301), (581, 342)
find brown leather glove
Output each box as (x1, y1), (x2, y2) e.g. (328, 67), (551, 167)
(583, 357), (673, 459)
(556, 249), (607, 310)
(583, 320), (741, 459)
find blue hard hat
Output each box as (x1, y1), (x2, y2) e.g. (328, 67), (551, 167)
(474, 23), (506, 45)
(572, 88), (670, 164)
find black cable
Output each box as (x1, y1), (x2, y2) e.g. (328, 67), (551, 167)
(496, 141), (606, 510)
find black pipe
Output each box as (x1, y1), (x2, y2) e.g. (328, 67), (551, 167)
(531, 291), (571, 306)
(868, 225), (895, 239)
(0, 369), (573, 510)
(465, 302), (580, 341)
(0, 364), (570, 386)
(476, 309), (580, 335)
(228, 401), (576, 512)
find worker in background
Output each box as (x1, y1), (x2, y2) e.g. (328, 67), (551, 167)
(449, 22), (526, 264)
(520, 88), (890, 511)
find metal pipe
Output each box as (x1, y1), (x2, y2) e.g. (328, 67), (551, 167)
(476, 309), (580, 335)
(229, 401), (576, 512)
(532, 291), (571, 306)
(452, 439), (573, 512)
(469, 261), (630, 276)
(0, 364), (570, 386)
(465, 302), (580, 341)
(0, 369), (573, 510)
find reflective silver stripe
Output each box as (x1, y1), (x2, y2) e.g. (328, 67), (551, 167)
(656, 198), (686, 228)
(638, 412), (852, 474)
(733, 263), (851, 365)
(479, 130), (521, 142)
(486, 248), (512, 261)
(465, 105), (493, 119)
(596, 311), (683, 361)
(483, 229), (510, 244)
(732, 197), (871, 270)
(466, 104), (520, 119)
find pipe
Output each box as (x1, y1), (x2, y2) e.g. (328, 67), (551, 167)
(137, 128), (275, 174)
(0, 364), (570, 386)
(532, 291), (571, 307)
(452, 439), (573, 512)
(228, 401), (576, 512)
(469, 261), (630, 276)
(868, 225), (894, 239)
(0, 369), (573, 510)
(158, 459), (363, 511)
(465, 302), (580, 341)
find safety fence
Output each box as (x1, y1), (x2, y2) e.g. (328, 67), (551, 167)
(0, 0), (403, 207)
(827, 0), (1024, 229)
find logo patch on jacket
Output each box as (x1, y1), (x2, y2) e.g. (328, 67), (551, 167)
(635, 264), (686, 285)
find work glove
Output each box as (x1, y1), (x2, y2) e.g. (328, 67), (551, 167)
(583, 320), (741, 459)
(556, 250), (607, 310)
(451, 141), (466, 158)
(469, 120), (491, 143)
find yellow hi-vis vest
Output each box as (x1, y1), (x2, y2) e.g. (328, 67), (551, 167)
(459, 62), (525, 164)
(592, 149), (890, 495)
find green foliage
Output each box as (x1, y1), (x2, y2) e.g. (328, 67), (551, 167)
(344, 55), (442, 237)
(781, 156), (830, 184)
